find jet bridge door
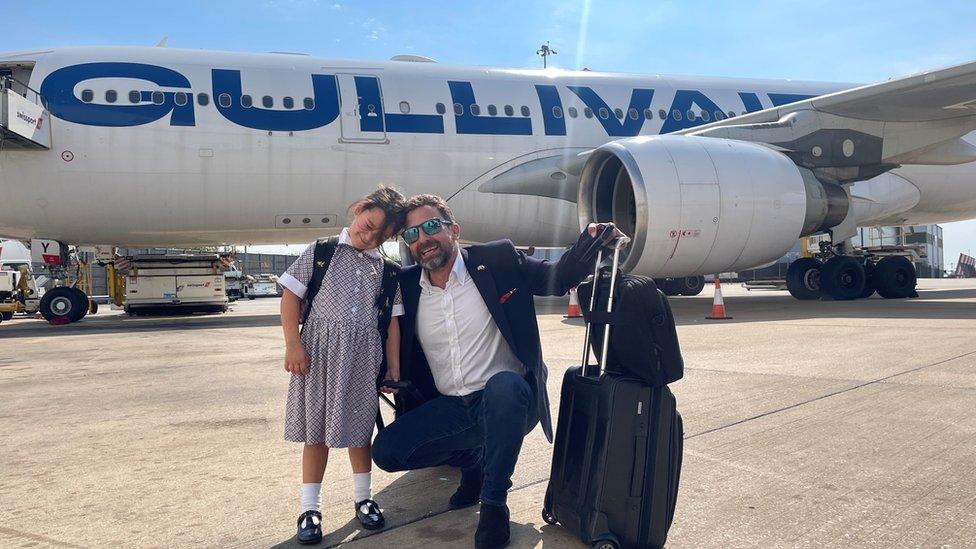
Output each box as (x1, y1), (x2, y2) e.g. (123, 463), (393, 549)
(336, 73), (387, 143)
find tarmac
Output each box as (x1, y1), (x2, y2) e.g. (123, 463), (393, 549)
(1, 279), (975, 548)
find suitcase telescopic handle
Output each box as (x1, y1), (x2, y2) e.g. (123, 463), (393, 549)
(579, 230), (630, 377)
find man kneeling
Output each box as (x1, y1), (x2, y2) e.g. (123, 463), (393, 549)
(373, 194), (619, 548)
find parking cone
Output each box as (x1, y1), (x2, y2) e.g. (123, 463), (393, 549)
(706, 278), (733, 320)
(565, 286), (582, 318)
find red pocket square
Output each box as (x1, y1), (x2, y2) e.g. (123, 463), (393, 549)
(500, 288), (517, 304)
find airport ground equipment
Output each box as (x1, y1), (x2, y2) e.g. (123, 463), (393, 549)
(245, 273), (281, 298)
(544, 236), (683, 549)
(122, 254), (228, 315)
(223, 265), (245, 301)
(0, 264), (40, 323)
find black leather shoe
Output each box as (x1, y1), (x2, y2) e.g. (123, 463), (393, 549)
(296, 510), (323, 545)
(355, 499), (386, 530)
(449, 467), (484, 509)
(475, 503), (510, 549)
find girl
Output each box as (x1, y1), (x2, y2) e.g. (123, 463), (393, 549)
(278, 187), (405, 545)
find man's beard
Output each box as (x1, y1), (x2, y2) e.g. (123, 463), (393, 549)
(415, 240), (453, 271)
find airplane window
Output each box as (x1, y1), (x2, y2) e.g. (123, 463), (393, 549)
(568, 107), (578, 118)
(104, 90), (117, 103)
(658, 109), (667, 120)
(672, 110), (682, 121)
(471, 104), (481, 115)
(129, 91), (141, 104)
(241, 95), (253, 108)
(598, 107), (609, 120)
(174, 92), (188, 106)
(714, 110), (724, 120)
(521, 106), (530, 117)
(728, 111), (736, 118)
(436, 102), (446, 115)
(220, 93), (233, 108)
(686, 110), (695, 121)
(488, 104), (497, 116)
(553, 106), (563, 119)
(614, 108), (624, 119)
(262, 96), (273, 108)
(629, 108), (639, 120)
(152, 91), (165, 105)
(399, 101), (410, 114)
(701, 110), (710, 122)
(81, 89), (94, 103)
(454, 103), (463, 116)
(643, 108), (652, 119)
(304, 97), (315, 110)
(283, 96), (294, 109)
(584, 107), (593, 118)
(198, 93), (210, 106)
(504, 105), (514, 116)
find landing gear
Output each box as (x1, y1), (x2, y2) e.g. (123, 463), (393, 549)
(655, 276), (705, 296)
(820, 256), (865, 301)
(875, 255), (917, 298)
(786, 258), (823, 300)
(39, 286), (88, 323)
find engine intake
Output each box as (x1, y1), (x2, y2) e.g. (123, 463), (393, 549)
(578, 135), (849, 276)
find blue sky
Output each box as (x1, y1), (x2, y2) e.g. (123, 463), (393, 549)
(6, 0), (976, 269)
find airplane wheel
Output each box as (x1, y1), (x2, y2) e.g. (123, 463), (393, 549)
(875, 256), (917, 299)
(656, 278), (682, 296)
(678, 276), (706, 296)
(70, 288), (89, 321)
(88, 299), (99, 315)
(821, 256), (865, 301)
(786, 258), (822, 300)
(1, 312), (12, 321)
(860, 262), (877, 298)
(40, 287), (87, 323)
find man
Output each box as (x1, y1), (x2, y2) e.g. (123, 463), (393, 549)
(372, 194), (619, 548)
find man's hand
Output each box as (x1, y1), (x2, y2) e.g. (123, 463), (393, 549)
(284, 342), (310, 375)
(586, 222), (626, 246)
(381, 367), (401, 394)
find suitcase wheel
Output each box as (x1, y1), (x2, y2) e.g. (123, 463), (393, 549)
(591, 536), (620, 549)
(541, 509), (557, 526)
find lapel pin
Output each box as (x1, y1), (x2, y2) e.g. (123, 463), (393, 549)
(477, 264), (486, 271)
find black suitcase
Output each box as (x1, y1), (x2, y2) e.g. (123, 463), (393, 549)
(543, 240), (683, 549)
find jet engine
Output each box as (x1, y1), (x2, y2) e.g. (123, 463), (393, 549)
(577, 135), (849, 276)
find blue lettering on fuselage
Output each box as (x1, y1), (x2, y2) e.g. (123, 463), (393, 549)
(39, 62), (810, 138)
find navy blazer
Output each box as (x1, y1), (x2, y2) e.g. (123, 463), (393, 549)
(397, 231), (598, 442)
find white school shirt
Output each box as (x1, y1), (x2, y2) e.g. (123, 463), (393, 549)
(416, 252), (524, 397)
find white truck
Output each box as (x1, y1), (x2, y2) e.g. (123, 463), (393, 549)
(245, 273), (281, 298)
(0, 261), (41, 323)
(123, 254), (228, 315)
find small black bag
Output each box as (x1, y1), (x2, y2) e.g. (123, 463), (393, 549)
(577, 272), (683, 386)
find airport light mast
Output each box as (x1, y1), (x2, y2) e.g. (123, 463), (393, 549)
(537, 41), (557, 68)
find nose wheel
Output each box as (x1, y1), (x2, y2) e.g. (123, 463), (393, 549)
(39, 287), (89, 324)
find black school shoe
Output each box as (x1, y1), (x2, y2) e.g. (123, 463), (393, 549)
(475, 503), (510, 549)
(355, 499), (386, 530)
(296, 510), (323, 545)
(449, 467), (484, 509)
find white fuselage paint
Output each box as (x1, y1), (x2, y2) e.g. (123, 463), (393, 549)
(0, 46), (974, 253)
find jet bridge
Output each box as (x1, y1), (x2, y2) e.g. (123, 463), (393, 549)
(0, 75), (51, 149)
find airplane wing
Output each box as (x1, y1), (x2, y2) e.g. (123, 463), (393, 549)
(684, 59), (976, 183)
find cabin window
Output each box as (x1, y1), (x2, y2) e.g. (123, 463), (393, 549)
(598, 107), (609, 120)
(105, 90), (117, 103)
(81, 89), (94, 103)
(568, 106), (578, 118)
(129, 91), (141, 104)
(643, 108), (652, 119)
(435, 102), (446, 115)
(241, 95), (253, 108)
(728, 111), (736, 118)
(470, 104), (481, 115)
(658, 109), (667, 120)
(262, 96), (273, 108)
(283, 96), (294, 109)
(629, 108), (639, 120)
(614, 108), (624, 119)
(219, 93), (232, 108)
(174, 92), (188, 107)
(152, 91), (165, 105)
(584, 107), (593, 118)
(701, 110), (710, 122)
(453, 103), (463, 116)
(521, 105), (530, 117)
(198, 93), (210, 106)
(399, 101), (410, 114)
(714, 110), (724, 120)
(672, 109), (682, 121)
(504, 105), (514, 116)
(686, 110), (695, 121)
(304, 97), (315, 110)
(488, 104), (497, 116)
(553, 106), (563, 119)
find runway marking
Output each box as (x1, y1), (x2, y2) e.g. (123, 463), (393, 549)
(685, 348), (976, 440)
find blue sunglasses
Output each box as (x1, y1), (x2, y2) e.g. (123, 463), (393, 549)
(401, 218), (453, 244)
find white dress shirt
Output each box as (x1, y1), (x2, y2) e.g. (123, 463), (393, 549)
(416, 252), (524, 397)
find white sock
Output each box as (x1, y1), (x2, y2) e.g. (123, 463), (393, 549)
(301, 482), (322, 513)
(353, 472), (372, 503)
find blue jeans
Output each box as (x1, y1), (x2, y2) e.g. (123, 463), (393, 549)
(372, 371), (539, 506)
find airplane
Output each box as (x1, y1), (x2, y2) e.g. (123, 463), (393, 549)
(1, 45), (976, 323)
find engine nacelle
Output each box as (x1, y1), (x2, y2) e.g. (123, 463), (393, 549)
(577, 135), (848, 276)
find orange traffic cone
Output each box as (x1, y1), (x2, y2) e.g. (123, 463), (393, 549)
(565, 286), (582, 318)
(706, 277), (733, 320)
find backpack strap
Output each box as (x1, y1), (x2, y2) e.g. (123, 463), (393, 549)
(300, 236), (339, 328)
(374, 257), (401, 431)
